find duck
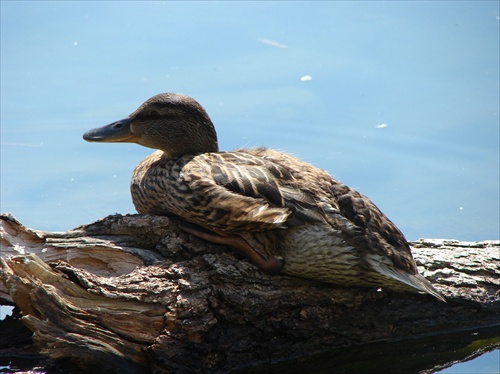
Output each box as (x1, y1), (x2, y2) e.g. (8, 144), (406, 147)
(83, 93), (444, 301)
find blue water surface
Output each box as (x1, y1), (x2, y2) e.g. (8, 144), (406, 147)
(1, 1), (499, 372)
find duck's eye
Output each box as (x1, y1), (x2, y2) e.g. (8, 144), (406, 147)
(149, 111), (160, 120)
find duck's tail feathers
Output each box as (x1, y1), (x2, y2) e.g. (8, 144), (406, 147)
(376, 263), (446, 302)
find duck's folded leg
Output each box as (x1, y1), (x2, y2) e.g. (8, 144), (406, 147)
(178, 221), (283, 275)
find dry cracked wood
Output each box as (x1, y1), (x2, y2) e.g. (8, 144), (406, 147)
(0, 213), (499, 373)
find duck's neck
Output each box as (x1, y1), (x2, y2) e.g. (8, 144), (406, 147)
(161, 121), (219, 157)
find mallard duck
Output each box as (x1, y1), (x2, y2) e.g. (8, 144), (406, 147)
(83, 93), (444, 301)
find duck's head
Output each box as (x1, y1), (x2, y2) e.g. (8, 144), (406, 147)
(83, 93), (219, 157)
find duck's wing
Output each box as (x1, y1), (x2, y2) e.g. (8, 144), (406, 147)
(330, 183), (412, 264)
(329, 183), (445, 301)
(178, 151), (326, 233)
(178, 150), (444, 300)
(239, 148), (415, 264)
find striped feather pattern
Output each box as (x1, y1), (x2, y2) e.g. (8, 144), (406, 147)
(86, 93), (444, 301)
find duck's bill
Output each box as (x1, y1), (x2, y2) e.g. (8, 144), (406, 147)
(83, 118), (138, 143)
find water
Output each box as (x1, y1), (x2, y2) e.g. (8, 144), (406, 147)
(1, 1), (499, 372)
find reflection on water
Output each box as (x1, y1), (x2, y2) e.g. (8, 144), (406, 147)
(235, 326), (500, 374)
(1, 1), (498, 372)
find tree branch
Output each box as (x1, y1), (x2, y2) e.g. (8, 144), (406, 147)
(1, 213), (498, 373)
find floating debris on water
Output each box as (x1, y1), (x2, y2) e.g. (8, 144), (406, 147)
(257, 38), (288, 49)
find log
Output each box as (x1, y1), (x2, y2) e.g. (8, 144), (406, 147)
(0, 213), (498, 373)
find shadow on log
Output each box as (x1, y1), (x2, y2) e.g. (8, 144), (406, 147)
(1, 213), (499, 373)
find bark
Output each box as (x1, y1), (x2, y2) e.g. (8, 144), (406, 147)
(0, 213), (498, 373)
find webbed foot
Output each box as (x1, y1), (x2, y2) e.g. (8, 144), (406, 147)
(178, 221), (283, 275)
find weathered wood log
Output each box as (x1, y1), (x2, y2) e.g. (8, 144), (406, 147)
(0, 213), (499, 373)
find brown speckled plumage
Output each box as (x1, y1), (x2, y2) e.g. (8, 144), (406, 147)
(84, 93), (444, 301)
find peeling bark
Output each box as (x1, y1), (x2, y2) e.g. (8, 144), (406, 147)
(0, 213), (499, 373)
